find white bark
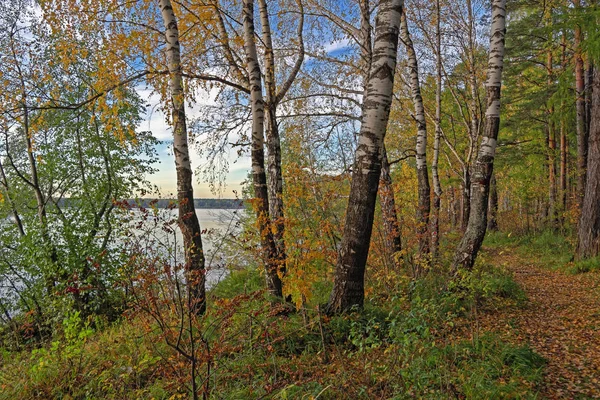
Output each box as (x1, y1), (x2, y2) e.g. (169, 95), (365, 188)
(242, 0), (283, 298)
(400, 9), (430, 256)
(431, 0), (443, 258)
(158, 0), (206, 314)
(243, 0), (266, 181)
(453, 0), (507, 271)
(486, 1), (507, 88)
(400, 11), (427, 171)
(327, 0), (404, 313)
(432, 0), (442, 198)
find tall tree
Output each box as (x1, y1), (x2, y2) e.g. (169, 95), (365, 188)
(359, 0), (403, 265)
(574, 0), (588, 207)
(464, 0), (481, 231)
(577, 67), (600, 259)
(159, 0), (206, 314)
(431, 0), (443, 259)
(400, 9), (431, 259)
(242, 0), (284, 299)
(453, 0), (507, 271)
(257, 0), (305, 285)
(326, 0), (404, 313)
(544, 5), (558, 227)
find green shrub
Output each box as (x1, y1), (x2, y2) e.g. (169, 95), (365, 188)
(567, 256), (600, 274)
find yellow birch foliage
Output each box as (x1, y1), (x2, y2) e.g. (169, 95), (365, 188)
(281, 124), (347, 308)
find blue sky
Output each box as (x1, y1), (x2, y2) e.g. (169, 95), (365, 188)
(137, 86), (251, 199)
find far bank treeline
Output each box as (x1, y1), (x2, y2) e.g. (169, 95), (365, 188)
(128, 198), (245, 209)
(54, 198), (246, 209)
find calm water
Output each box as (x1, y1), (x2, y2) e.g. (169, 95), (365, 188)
(129, 208), (244, 286)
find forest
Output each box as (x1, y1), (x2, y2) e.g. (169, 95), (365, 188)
(0, 0), (599, 398)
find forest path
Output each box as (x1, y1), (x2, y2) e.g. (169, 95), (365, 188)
(482, 246), (600, 399)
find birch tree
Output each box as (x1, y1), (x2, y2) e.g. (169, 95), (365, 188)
(453, 0), (506, 271)
(257, 0), (305, 282)
(431, 0), (443, 258)
(242, 0), (284, 299)
(327, 0), (404, 313)
(358, 0), (403, 265)
(400, 9), (431, 259)
(159, 0), (206, 314)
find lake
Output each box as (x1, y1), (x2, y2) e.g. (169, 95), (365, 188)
(127, 208), (246, 287)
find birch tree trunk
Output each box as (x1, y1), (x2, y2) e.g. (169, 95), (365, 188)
(359, 0), (402, 265)
(431, 0), (443, 259)
(467, 0), (480, 163)
(357, 0), (403, 264)
(577, 67), (600, 259)
(400, 9), (430, 258)
(257, 0), (304, 298)
(258, 0), (287, 277)
(242, 0), (283, 299)
(159, 0), (206, 314)
(326, 0), (404, 314)
(453, 0), (506, 271)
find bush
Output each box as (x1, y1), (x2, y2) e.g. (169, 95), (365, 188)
(568, 257), (600, 274)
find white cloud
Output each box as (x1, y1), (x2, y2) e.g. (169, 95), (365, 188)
(324, 39), (353, 54)
(136, 84), (251, 198)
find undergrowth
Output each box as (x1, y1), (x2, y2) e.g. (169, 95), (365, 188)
(485, 230), (586, 274)
(0, 266), (544, 399)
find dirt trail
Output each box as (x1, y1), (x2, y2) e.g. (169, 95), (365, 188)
(483, 248), (600, 399)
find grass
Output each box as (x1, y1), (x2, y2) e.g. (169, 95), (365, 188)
(484, 230), (575, 272)
(568, 256), (600, 274)
(485, 229), (600, 275)
(0, 262), (545, 399)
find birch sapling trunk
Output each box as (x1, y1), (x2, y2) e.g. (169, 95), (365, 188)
(453, 0), (506, 271)
(159, 0), (206, 314)
(449, 185), (458, 227)
(258, 0), (287, 277)
(462, 0), (479, 233)
(242, 0), (283, 299)
(577, 68), (600, 259)
(400, 9), (430, 258)
(431, 0), (443, 259)
(14, 55), (60, 294)
(326, 0), (404, 314)
(467, 0), (480, 161)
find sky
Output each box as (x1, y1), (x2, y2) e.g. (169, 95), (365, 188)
(137, 87), (251, 199)
(137, 38), (355, 199)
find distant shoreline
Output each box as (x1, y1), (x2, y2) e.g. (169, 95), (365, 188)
(126, 198), (246, 209)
